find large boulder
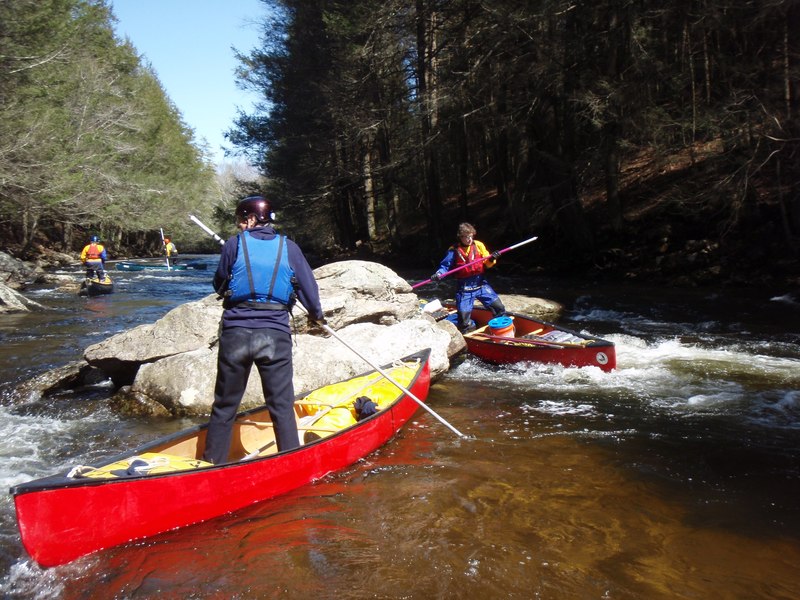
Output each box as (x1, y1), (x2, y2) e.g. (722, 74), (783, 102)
(84, 260), (424, 387)
(0, 281), (46, 313)
(21, 259), (560, 415)
(14, 360), (108, 401)
(103, 260), (459, 416)
(83, 294), (223, 386)
(502, 294), (562, 322)
(118, 318), (456, 416)
(313, 259), (420, 326)
(0, 251), (39, 289)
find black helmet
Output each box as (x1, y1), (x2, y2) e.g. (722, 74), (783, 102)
(235, 195), (273, 223)
(90, 235), (100, 243)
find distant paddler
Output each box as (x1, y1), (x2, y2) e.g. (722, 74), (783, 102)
(80, 234), (108, 280)
(164, 236), (179, 266)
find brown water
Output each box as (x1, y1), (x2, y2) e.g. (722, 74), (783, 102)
(2, 273), (800, 598)
(28, 377), (800, 599)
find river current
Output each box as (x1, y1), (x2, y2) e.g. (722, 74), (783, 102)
(0, 259), (798, 598)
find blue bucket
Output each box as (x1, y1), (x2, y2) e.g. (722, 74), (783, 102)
(488, 316), (515, 337)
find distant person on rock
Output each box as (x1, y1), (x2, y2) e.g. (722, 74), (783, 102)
(80, 235), (107, 280)
(202, 195), (326, 465)
(431, 222), (505, 332)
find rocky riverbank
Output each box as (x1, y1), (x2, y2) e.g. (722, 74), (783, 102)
(0, 249), (83, 313)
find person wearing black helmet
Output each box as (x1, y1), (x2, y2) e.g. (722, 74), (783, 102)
(202, 195), (326, 464)
(80, 234), (107, 279)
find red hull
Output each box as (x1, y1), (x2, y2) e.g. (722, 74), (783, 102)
(459, 306), (616, 371)
(11, 350), (431, 567)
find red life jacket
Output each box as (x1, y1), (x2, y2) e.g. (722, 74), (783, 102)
(85, 243), (103, 260)
(454, 243), (484, 278)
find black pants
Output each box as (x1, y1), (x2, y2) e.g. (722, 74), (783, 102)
(203, 326), (298, 464)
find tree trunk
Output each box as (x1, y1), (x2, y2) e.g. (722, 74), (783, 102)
(363, 143), (378, 243)
(602, 2), (630, 233)
(493, 83), (510, 209)
(603, 122), (623, 232)
(376, 126), (399, 245)
(416, 0), (445, 249)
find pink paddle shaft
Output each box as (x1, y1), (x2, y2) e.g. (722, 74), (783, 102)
(411, 235), (538, 290)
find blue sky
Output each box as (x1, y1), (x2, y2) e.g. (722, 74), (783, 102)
(110, 0), (268, 164)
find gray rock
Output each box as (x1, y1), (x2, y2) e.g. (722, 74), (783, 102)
(13, 360), (108, 401)
(42, 273), (84, 294)
(125, 318), (454, 416)
(501, 294), (562, 322)
(20, 259), (558, 416)
(313, 259), (419, 327)
(0, 281), (46, 313)
(82, 260), (419, 386)
(83, 294), (223, 386)
(0, 251), (38, 289)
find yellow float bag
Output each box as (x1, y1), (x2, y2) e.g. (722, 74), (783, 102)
(72, 452), (212, 479)
(298, 361), (418, 441)
(296, 363), (417, 417)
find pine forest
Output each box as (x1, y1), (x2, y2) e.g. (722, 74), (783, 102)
(2, 0), (798, 285)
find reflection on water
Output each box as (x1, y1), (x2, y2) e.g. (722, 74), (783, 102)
(1, 272), (800, 598)
(32, 405), (800, 599)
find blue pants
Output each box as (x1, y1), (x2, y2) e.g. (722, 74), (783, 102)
(85, 260), (105, 279)
(203, 327), (298, 464)
(456, 281), (505, 331)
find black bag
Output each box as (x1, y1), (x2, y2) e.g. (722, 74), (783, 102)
(354, 396), (379, 420)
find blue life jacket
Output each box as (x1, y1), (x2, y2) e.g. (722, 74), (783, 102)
(227, 231), (295, 309)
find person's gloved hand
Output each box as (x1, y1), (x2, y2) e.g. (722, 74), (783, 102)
(491, 251), (501, 259)
(311, 315), (328, 326)
(430, 272), (442, 282)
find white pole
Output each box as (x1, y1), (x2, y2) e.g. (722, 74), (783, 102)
(189, 215), (226, 246)
(159, 228), (170, 270)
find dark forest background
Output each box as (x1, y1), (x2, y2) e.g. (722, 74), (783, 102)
(2, 1), (798, 287)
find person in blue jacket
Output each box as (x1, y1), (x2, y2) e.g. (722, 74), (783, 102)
(203, 195), (326, 465)
(431, 222), (505, 332)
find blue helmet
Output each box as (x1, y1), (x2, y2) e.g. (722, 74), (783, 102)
(90, 235), (100, 243)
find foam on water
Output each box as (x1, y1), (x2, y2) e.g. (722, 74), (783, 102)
(0, 405), (108, 492)
(770, 293), (799, 306)
(452, 332), (800, 428)
(0, 559), (65, 599)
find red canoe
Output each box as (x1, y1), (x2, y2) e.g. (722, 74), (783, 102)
(449, 305), (616, 371)
(11, 348), (431, 567)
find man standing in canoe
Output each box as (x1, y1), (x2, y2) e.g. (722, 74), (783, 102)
(431, 222), (506, 332)
(203, 195), (326, 464)
(80, 234), (107, 280)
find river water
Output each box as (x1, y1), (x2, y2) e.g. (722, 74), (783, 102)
(0, 261), (799, 599)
